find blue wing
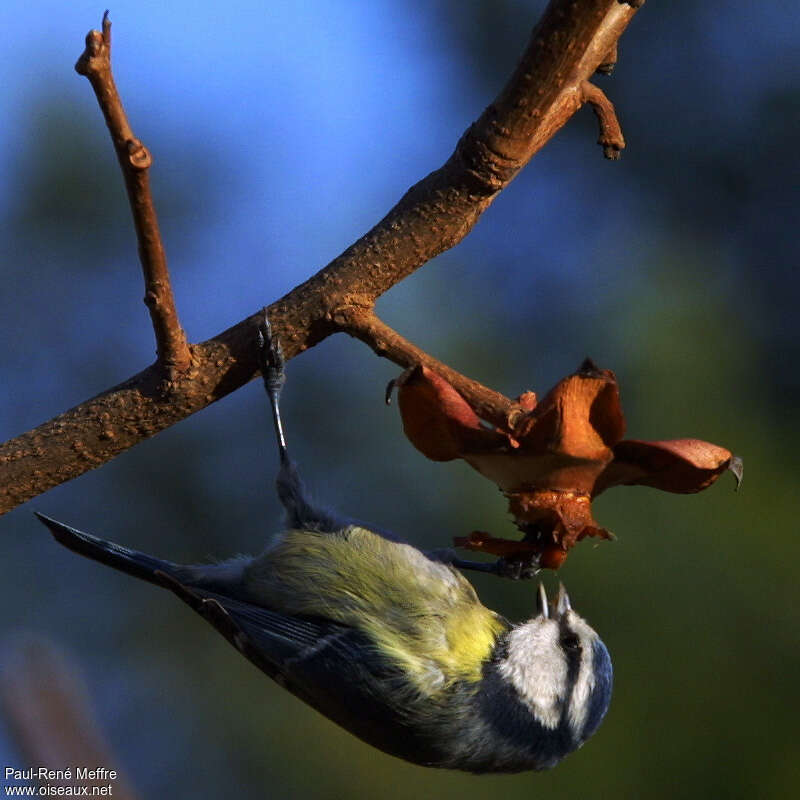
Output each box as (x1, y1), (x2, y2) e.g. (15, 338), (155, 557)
(147, 577), (422, 758)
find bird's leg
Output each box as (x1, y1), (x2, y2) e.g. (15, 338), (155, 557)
(256, 310), (343, 533)
(455, 556), (539, 580)
(257, 311), (290, 466)
(430, 548), (540, 580)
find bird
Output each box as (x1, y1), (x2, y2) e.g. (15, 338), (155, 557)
(35, 311), (613, 774)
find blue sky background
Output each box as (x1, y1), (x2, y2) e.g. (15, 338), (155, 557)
(2, 1), (800, 798)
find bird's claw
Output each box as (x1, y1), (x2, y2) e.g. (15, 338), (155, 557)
(257, 310), (286, 394)
(490, 556), (540, 581)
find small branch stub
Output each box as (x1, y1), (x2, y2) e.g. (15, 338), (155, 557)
(596, 42), (619, 75)
(581, 81), (626, 159)
(75, 12), (191, 375)
(127, 138), (152, 170)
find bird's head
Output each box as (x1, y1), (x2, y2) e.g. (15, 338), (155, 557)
(497, 583), (612, 748)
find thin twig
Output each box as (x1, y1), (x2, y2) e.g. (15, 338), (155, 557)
(334, 308), (516, 429)
(581, 80), (626, 159)
(75, 12), (191, 374)
(0, 0), (643, 515)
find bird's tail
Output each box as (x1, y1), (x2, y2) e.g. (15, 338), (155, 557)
(35, 512), (193, 590)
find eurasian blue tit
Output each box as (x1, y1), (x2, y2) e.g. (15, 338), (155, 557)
(35, 312), (612, 774)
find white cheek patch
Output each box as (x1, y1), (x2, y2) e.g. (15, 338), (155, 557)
(565, 613), (597, 737)
(498, 620), (566, 729)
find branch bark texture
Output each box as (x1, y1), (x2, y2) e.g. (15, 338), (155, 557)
(0, 1), (641, 515)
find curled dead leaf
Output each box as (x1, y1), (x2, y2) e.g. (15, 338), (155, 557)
(394, 362), (740, 571)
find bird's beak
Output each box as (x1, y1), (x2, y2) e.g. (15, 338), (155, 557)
(555, 582), (571, 617)
(536, 582), (549, 619)
(537, 582), (572, 619)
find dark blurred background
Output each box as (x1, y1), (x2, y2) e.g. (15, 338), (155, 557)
(2, 1), (798, 797)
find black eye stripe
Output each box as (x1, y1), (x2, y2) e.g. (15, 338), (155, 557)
(558, 619), (583, 698)
(560, 632), (581, 651)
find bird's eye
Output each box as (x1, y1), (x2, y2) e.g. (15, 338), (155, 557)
(560, 633), (580, 651)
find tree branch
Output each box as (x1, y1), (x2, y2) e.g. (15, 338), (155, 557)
(0, 0), (642, 516)
(75, 12), (190, 374)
